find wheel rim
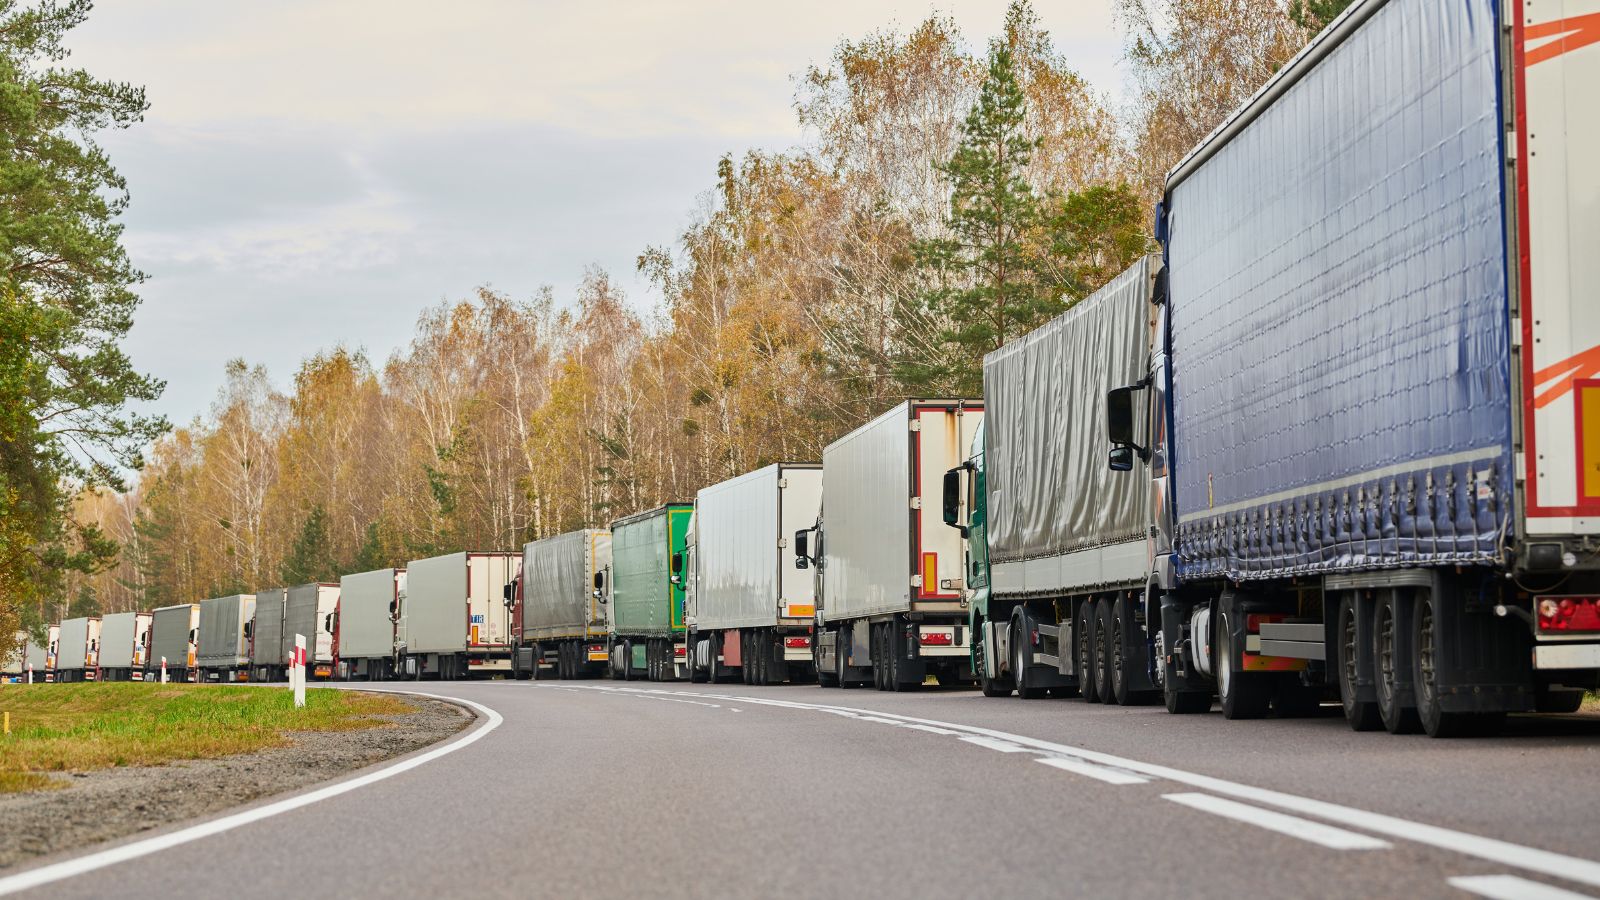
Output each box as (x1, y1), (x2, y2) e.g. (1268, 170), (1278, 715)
(1340, 604), (1359, 702)
(1111, 613), (1124, 693)
(1418, 599), (1438, 710)
(1376, 605), (1396, 707)
(1013, 621), (1026, 689)
(1078, 608), (1092, 682)
(1093, 609), (1108, 685)
(1217, 620), (1232, 699)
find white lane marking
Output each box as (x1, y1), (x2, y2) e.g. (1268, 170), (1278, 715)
(1035, 756), (1150, 786)
(895, 723), (962, 736)
(959, 735), (1033, 753)
(1449, 875), (1598, 900)
(1163, 793), (1390, 851)
(0, 689), (502, 898)
(555, 685), (1600, 890)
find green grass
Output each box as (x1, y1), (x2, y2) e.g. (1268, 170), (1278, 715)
(0, 683), (414, 793)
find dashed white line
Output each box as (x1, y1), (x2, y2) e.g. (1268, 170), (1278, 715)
(959, 735), (1033, 753)
(1449, 875), (1598, 899)
(1035, 756), (1150, 786)
(1163, 793), (1390, 851)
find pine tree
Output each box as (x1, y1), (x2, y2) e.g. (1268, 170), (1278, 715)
(901, 39), (1074, 395)
(281, 506), (336, 584)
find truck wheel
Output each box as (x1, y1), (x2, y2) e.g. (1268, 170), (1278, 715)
(1013, 615), (1046, 699)
(978, 618), (1013, 697)
(1336, 597), (1380, 730)
(836, 629), (856, 689)
(1092, 599), (1115, 704)
(620, 641), (633, 681)
(1414, 591), (1502, 738)
(1216, 614), (1270, 719)
(1110, 595), (1155, 706)
(1079, 601), (1101, 704)
(1374, 592), (1419, 734)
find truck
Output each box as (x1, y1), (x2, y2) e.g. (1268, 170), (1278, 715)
(197, 594), (256, 681)
(509, 529), (610, 680)
(339, 568), (405, 680)
(147, 603), (199, 682)
(950, 0), (1600, 738)
(286, 583), (340, 680)
(251, 588), (286, 681)
(97, 611), (152, 681)
(401, 552), (520, 679)
(2, 632), (23, 683)
(608, 504), (692, 681)
(683, 463), (822, 685)
(55, 616), (102, 682)
(796, 400), (982, 690)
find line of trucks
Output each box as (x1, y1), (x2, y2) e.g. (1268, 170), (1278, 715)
(4, 0), (1597, 739)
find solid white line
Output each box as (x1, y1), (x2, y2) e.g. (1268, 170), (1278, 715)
(0, 689), (502, 898)
(1449, 875), (1598, 900)
(959, 735), (1033, 753)
(554, 685), (1600, 890)
(1035, 756), (1149, 786)
(1163, 793), (1390, 850)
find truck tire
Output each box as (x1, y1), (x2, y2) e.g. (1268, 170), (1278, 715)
(1413, 591), (1503, 738)
(620, 641), (633, 681)
(1092, 598), (1115, 704)
(1110, 595), (1156, 706)
(1374, 592), (1419, 734)
(1079, 600), (1101, 704)
(1012, 615), (1047, 699)
(815, 633), (838, 687)
(1216, 613), (1270, 719)
(978, 618), (1014, 697)
(836, 629), (856, 689)
(1336, 596), (1380, 730)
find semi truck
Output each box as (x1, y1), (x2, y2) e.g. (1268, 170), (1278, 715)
(683, 463), (823, 685)
(197, 594), (255, 681)
(286, 583), (340, 680)
(942, 258), (1158, 703)
(401, 552), (520, 679)
(250, 588), (287, 682)
(2, 632), (24, 683)
(339, 568), (405, 680)
(608, 504), (692, 681)
(509, 529), (610, 680)
(24, 626), (56, 681)
(949, 0), (1600, 738)
(147, 603), (199, 682)
(55, 616), (102, 682)
(97, 611), (152, 681)
(796, 400), (982, 690)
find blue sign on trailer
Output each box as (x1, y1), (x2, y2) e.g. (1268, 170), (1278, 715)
(1163, 0), (1512, 581)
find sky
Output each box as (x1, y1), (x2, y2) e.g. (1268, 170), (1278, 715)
(68, 1), (1128, 427)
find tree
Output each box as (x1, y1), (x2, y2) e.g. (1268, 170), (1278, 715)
(66, 584), (99, 618)
(1288, 0), (1355, 30)
(281, 505), (336, 585)
(903, 39), (1071, 395)
(0, 1), (165, 639)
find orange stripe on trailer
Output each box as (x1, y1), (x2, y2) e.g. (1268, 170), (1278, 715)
(1242, 652), (1307, 672)
(1579, 380), (1600, 501)
(922, 552), (938, 594)
(786, 605), (815, 618)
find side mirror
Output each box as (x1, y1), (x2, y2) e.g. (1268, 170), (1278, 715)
(942, 468), (962, 527)
(244, 621), (253, 638)
(670, 553), (683, 575)
(324, 613), (334, 633)
(593, 571), (606, 591)
(502, 583), (513, 602)
(795, 555), (809, 570)
(793, 528), (809, 562)
(1107, 386), (1137, 446)
(1108, 445), (1136, 472)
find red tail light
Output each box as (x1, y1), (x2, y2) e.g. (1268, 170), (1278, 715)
(784, 637), (811, 649)
(1538, 597), (1600, 633)
(674, 646), (686, 657)
(918, 631), (953, 646)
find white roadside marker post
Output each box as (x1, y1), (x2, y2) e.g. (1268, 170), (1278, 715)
(293, 634), (306, 709)
(26, 664), (32, 684)
(160, 657), (168, 684)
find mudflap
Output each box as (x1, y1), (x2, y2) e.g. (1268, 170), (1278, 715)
(1431, 577), (1533, 714)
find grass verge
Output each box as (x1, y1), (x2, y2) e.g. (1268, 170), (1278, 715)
(0, 683), (415, 794)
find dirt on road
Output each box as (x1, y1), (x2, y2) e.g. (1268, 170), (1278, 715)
(0, 694), (471, 869)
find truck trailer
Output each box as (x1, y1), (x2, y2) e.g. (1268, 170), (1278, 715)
(339, 568), (405, 680)
(97, 611), (152, 681)
(608, 504), (692, 681)
(286, 583), (340, 680)
(509, 529), (610, 680)
(2, 632), (23, 683)
(55, 616), (102, 683)
(684, 463), (822, 685)
(797, 400), (982, 690)
(147, 603), (199, 682)
(950, 0), (1600, 737)
(943, 257), (1158, 703)
(250, 588), (286, 681)
(21, 633), (49, 682)
(401, 552), (520, 679)
(197, 594), (256, 681)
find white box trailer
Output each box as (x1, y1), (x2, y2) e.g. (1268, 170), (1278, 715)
(147, 604), (199, 682)
(285, 583), (340, 680)
(401, 551), (521, 679)
(339, 568), (405, 679)
(97, 611), (152, 681)
(684, 463), (822, 685)
(197, 594), (255, 680)
(511, 530), (609, 680)
(798, 400), (982, 690)
(250, 588), (287, 681)
(55, 616), (102, 682)
(2, 631), (23, 682)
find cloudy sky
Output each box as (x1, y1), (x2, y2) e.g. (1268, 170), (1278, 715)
(69, 1), (1127, 426)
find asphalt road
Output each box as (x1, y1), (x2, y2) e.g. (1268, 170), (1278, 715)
(7, 680), (1600, 899)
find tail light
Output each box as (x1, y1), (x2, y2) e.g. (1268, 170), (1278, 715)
(674, 646), (686, 657)
(1538, 597), (1600, 633)
(784, 636), (811, 649)
(919, 631), (953, 646)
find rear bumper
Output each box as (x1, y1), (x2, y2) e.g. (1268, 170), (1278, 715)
(1534, 642), (1600, 670)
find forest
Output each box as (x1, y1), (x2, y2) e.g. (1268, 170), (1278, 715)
(3, 0), (1351, 635)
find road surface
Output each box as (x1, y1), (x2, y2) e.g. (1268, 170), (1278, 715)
(7, 681), (1600, 899)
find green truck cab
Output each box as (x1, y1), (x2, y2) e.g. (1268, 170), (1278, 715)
(608, 503), (693, 681)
